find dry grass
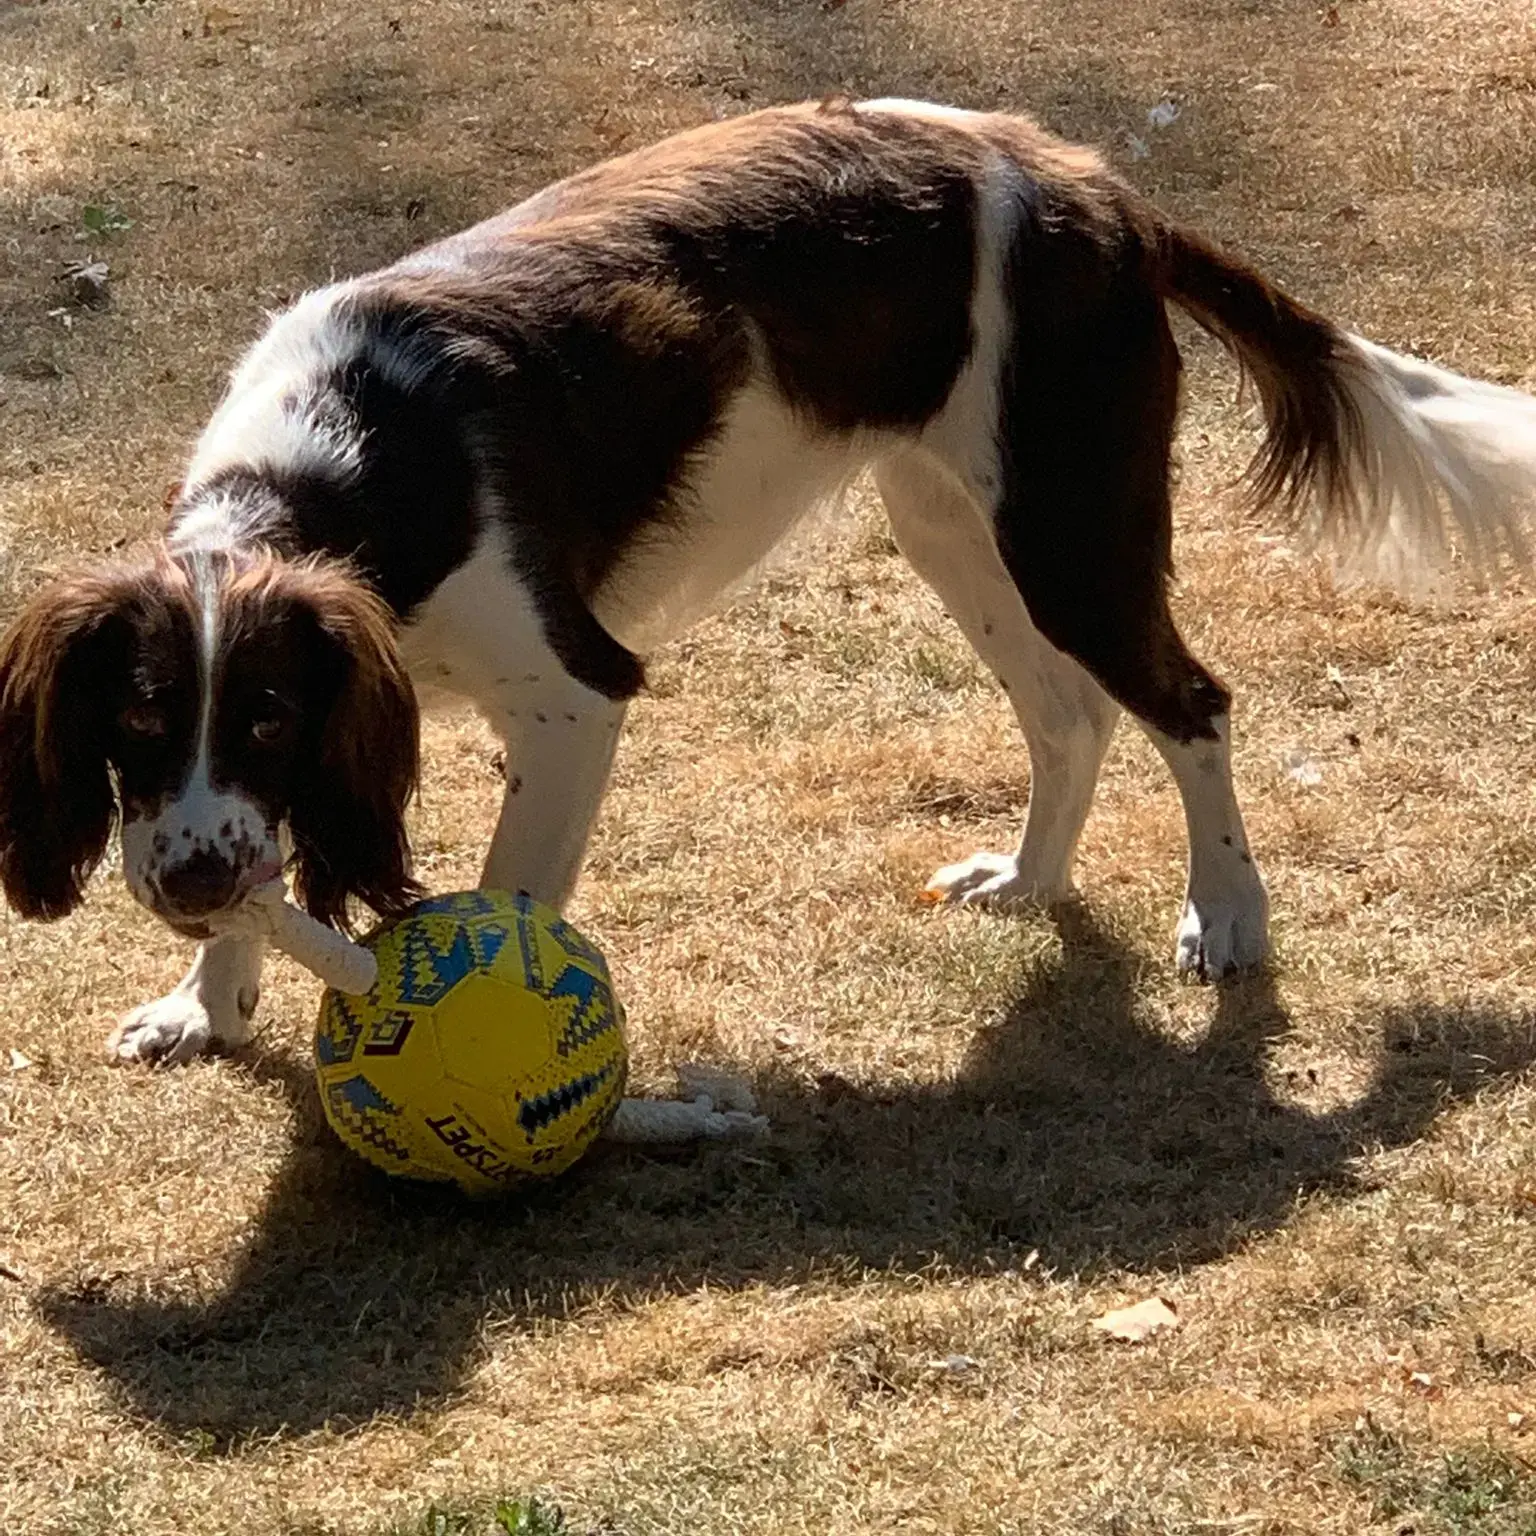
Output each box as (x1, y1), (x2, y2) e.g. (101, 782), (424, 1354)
(6, 0), (1536, 1531)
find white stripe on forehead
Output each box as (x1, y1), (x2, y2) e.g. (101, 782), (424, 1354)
(186, 551), (221, 788)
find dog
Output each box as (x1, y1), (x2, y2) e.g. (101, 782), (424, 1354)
(2, 99), (1533, 1064)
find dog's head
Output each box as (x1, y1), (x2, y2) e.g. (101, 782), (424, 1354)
(0, 547), (420, 933)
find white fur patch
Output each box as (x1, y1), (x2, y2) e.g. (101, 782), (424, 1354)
(189, 549), (220, 767)
(587, 375), (881, 656)
(395, 522), (562, 710)
(167, 486), (263, 554)
(874, 447), (1120, 906)
(183, 283), (366, 493)
(397, 522), (629, 909)
(1146, 721), (1269, 979)
(917, 153), (1019, 503)
(109, 932), (267, 1063)
(1317, 336), (1536, 583)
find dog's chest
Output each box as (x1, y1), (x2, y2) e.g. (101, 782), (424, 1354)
(585, 380), (881, 657)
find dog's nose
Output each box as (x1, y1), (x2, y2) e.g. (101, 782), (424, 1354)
(155, 848), (240, 918)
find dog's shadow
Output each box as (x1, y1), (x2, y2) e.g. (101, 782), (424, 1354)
(38, 908), (1536, 1445)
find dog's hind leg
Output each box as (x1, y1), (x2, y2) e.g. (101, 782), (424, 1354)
(971, 282), (1268, 979)
(1143, 715), (1269, 981)
(875, 449), (1120, 908)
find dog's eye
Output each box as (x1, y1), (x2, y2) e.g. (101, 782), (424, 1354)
(250, 695), (297, 745)
(120, 702), (167, 739)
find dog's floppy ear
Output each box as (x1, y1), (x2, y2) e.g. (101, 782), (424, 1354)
(0, 571), (143, 918)
(277, 562), (422, 929)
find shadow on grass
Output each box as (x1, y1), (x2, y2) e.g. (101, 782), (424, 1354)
(38, 906), (1536, 1444)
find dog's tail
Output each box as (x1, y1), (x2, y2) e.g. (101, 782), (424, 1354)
(1146, 210), (1536, 583)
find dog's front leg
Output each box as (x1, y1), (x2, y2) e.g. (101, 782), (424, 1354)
(108, 931), (267, 1065)
(479, 691), (629, 910)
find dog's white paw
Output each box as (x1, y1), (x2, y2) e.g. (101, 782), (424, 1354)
(109, 993), (217, 1065)
(1174, 894), (1270, 982)
(923, 851), (1065, 912)
(107, 983), (257, 1065)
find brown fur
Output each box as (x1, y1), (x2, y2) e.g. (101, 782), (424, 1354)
(348, 103), (1362, 744)
(1142, 209), (1366, 517)
(224, 555), (423, 928)
(0, 558), (194, 918)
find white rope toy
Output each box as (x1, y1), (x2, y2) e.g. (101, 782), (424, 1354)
(244, 880), (380, 995)
(243, 881), (769, 1146)
(605, 1063), (770, 1143)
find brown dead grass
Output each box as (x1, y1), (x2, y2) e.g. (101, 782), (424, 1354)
(6, 0), (1536, 1532)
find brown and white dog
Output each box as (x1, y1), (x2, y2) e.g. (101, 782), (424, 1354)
(3, 99), (1534, 1063)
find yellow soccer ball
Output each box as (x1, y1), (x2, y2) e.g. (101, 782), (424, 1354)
(313, 890), (627, 1193)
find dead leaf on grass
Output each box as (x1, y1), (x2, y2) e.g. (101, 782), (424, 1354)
(925, 1353), (981, 1375)
(60, 259), (110, 310)
(8, 356), (62, 381)
(201, 5), (245, 36)
(1091, 1296), (1181, 1343)
(1282, 747), (1324, 787)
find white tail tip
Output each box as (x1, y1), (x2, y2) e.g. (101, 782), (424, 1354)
(1313, 337), (1536, 586)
